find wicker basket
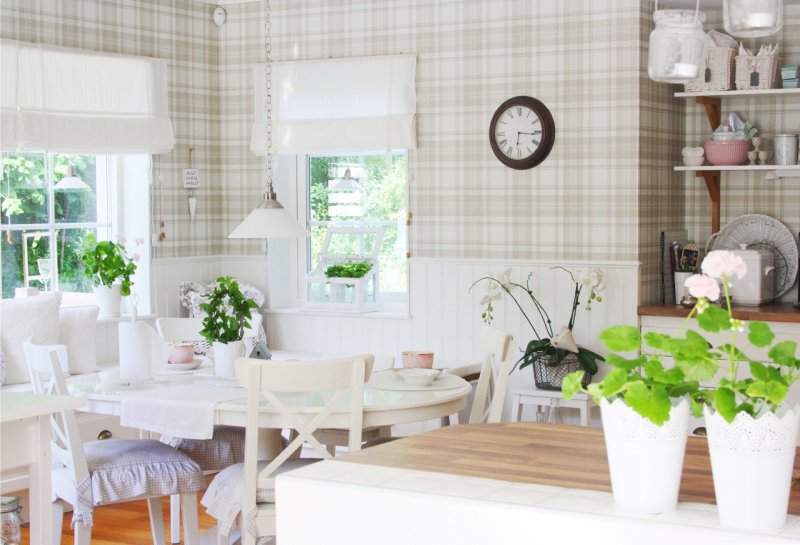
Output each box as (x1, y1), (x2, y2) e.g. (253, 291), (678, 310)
(735, 55), (779, 90)
(531, 353), (592, 391)
(684, 47), (735, 92)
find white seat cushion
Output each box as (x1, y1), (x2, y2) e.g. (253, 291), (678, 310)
(55, 439), (205, 506)
(201, 458), (318, 536)
(0, 292), (62, 385)
(164, 425), (245, 472)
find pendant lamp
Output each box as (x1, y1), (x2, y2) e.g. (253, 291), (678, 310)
(229, 0), (309, 240)
(54, 164), (91, 191)
(723, 0), (783, 37)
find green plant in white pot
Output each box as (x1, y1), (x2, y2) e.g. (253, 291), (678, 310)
(563, 327), (700, 514)
(80, 234), (141, 318)
(198, 277), (258, 378)
(675, 250), (799, 531)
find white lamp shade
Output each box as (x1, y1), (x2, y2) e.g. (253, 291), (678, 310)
(228, 206), (309, 239)
(54, 174), (90, 190)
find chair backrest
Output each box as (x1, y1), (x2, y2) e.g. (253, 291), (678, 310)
(235, 355), (368, 521)
(469, 325), (514, 424)
(22, 339), (91, 512)
(156, 312), (262, 343)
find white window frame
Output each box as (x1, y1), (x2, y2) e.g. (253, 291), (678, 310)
(267, 154), (409, 315)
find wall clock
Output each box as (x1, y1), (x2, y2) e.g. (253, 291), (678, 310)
(489, 96), (555, 169)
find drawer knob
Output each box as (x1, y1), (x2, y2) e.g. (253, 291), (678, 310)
(692, 427), (707, 436)
(97, 430), (113, 440)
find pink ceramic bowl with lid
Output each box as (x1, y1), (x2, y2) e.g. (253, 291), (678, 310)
(704, 140), (750, 166)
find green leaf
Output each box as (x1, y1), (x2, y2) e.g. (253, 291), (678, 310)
(748, 321), (775, 348)
(575, 350), (599, 375)
(605, 353), (644, 371)
(642, 331), (671, 351)
(675, 356), (719, 382)
(561, 371), (585, 400)
(668, 381), (699, 398)
(696, 304), (732, 333)
(749, 361), (781, 382)
(746, 380), (788, 405)
(623, 382), (672, 426)
(597, 367), (629, 398)
(643, 359), (685, 385)
(714, 387), (737, 423)
(599, 326), (640, 352)
(768, 341), (799, 369)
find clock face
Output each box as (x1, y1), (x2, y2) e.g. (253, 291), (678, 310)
(489, 96), (555, 170)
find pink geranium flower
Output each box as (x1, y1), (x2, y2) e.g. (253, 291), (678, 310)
(701, 250), (747, 280)
(685, 274), (720, 302)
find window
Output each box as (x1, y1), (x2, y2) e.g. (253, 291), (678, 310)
(1, 152), (150, 308)
(305, 152), (408, 306)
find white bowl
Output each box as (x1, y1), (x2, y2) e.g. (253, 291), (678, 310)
(681, 146), (704, 157)
(394, 368), (442, 386)
(682, 156), (705, 166)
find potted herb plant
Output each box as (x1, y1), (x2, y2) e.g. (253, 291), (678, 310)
(562, 326), (699, 514)
(198, 276), (258, 378)
(677, 250), (799, 531)
(81, 233), (141, 318)
(472, 267), (605, 390)
(566, 249), (800, 527)
(324, 261), (372, 303)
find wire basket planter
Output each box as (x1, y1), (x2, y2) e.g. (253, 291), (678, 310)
(532, 353), (593, 391)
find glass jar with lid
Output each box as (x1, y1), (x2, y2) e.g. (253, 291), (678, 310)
(648, 9), (707, 83)
(1, 496), (22, 545)
(724, 0), (783, 38)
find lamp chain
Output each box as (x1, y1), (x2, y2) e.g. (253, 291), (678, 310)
(264, 0), (274, 197)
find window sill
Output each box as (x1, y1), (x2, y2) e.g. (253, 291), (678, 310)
(97, 314), (156, 325)
(265, 307), (411, 320)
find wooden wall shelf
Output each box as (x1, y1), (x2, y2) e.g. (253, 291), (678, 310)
(638, 303), (800, 324)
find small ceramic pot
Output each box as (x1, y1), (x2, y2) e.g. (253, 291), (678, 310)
(168, 343), (195, 364)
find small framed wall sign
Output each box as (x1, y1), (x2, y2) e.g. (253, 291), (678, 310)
(182, 168), (200, 189)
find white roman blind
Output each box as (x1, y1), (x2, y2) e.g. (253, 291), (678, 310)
(1, 40), (175, 154)
(251, 54), (417, 155)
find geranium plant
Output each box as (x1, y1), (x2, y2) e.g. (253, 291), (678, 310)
(198, 276), (258, 345)
(472, 267), (605, 376)
(564, 250), (800, 425)
(80, 233), (141, 296)
(324, 261), (372, 279)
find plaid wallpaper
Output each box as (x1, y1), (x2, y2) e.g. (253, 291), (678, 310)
(3, 0), (796, 301)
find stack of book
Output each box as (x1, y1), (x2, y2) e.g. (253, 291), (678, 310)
(782, 64), (799, 89)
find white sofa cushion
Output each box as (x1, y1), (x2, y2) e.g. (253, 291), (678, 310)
(0, 292), (62, 385)
(59, 305), (100, 374)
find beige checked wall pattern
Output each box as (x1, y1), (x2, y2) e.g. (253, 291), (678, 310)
(2, 1), (798, 306)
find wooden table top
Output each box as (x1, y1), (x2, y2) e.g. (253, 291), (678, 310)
(341, 422), (800, 515)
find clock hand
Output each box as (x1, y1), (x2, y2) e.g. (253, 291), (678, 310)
(518, 131), (542, 135)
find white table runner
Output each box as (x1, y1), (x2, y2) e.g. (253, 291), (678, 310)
(120, 383), (245, 439)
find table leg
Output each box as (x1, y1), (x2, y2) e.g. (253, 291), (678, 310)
(30, 415), (53, 545)
(511, 395), (522, 423)
(580, 404), (589, 427)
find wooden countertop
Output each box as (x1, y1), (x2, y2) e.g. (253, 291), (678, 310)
(341, 422), (800, 515)
(639, 303), (800, 323)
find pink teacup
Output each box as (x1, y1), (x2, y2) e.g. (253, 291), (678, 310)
(402, 351), (434, 369)
(168, 343), (195, 365)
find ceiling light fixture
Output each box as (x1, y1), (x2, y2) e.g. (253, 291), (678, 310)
(54, 164), (91, 191)
(229, 0), (309, 240)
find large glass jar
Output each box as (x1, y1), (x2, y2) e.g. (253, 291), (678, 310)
(648, 10), (707, 83)
(0, 497), (21, 545)
(724, 0), (783, 37)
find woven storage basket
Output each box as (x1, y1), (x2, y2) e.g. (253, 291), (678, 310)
(735, 55), (778, 90)
(684, 47), (735, 92)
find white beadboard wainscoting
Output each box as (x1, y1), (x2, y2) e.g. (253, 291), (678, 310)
(267, 258), (641, 429)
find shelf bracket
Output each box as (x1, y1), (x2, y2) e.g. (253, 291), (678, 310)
(695, 97), (721, 130)
(696, 170), (721, 233)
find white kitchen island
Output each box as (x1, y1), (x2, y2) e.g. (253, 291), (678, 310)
(276, 423), (800, 544)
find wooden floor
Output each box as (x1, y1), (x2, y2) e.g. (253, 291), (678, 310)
(21, 496), (217, 545)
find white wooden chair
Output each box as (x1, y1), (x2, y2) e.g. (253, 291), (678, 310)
(201, 355), (368, 545)
(155, 315), (261, 544)
(22, 339), (204, 545)
(442, 325), (514, 425)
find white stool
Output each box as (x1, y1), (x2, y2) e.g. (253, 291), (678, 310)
(510, 388), (596, 426)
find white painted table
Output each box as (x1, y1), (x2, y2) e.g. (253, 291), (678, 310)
(1, 391), (85, 545)
(510, 387), (596, 426)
